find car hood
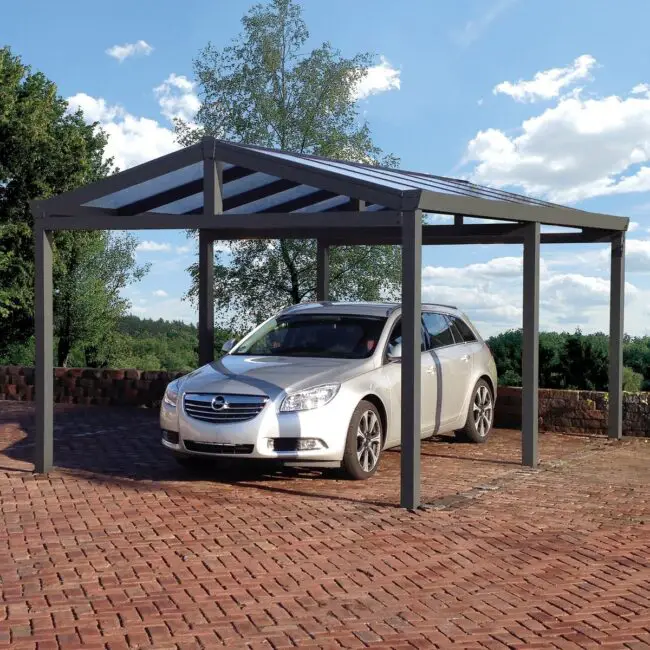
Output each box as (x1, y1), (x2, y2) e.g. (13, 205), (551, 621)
(178, 355), (372, 399)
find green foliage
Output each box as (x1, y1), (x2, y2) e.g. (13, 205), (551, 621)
(623, 366), (643, 392)
(0, 46), (148, 364)
(488, 328), (650, 393)
(177, 0), (401, 330)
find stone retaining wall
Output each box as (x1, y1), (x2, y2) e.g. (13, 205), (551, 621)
(495, 386), (650, 437)
(0, 365), (183, 407)
(1, 366), (650, 436)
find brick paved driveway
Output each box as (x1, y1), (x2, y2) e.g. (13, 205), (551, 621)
(1, 402), (649, 649)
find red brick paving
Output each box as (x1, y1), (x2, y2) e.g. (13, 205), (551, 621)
(1, 402), (650, 649)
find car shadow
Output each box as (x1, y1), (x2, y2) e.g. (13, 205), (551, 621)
(0, 404), (518, 508)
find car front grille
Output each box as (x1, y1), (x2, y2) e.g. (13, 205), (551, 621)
(183, 441), (254, 454)
(183, 393), (268, 424)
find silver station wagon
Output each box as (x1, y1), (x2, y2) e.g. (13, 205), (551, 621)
(160, 302), (498, 479)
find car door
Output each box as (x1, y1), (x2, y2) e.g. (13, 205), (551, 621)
(422, 311), (472, 429)
(384, 318), (437, 437)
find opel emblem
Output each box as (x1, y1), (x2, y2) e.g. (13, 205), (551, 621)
(211, 395), (227, 411)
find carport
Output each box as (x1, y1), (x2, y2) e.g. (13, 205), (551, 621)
(31, 136), (629, 509)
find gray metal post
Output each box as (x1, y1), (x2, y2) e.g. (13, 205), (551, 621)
(198, 141), (223, 366)
(316, 241), (330, 301)
(608, 232), (625, 439)
(400, 209), (422, 510)
(34, 225), (54, 473)
(522, 222), (540, 467)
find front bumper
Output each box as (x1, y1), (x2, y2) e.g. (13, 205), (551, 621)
(160, 391), (357, 466)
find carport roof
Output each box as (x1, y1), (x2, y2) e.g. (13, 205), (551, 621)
(34, 136), (628, 232)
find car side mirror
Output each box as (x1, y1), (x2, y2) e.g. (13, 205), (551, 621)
(221, 338), (237, 353)
(386, 342), (402, 361)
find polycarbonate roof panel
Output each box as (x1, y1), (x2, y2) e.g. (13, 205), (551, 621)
(84, 162), (207, 209)
(224, 184), (320, 214)
(258, 150), (416, 191)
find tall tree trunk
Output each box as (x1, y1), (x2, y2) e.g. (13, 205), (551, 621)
(280, 240), (301, 303)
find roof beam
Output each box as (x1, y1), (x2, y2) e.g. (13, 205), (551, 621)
(419, 190), (628, 231)
(36, 208), (403, 233)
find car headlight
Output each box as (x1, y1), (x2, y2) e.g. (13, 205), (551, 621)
(163, 380), (180, 408)
(280, 384), (340, 412)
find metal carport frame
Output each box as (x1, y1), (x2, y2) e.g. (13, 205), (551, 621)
(31, 136), (629, 510)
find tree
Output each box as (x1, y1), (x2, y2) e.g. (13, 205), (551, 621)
(54, 232), (149, 367)
(0, 47), (148, 363)
(177, 0), (401, 330)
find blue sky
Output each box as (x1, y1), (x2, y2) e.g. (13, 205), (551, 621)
(6, 0), (650, 335)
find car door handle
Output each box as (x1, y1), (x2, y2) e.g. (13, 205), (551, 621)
(461, 354), (470, 362)
(425, 366), (436, 375)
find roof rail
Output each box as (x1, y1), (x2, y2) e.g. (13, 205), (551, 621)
(422, 302), (458, 310)
(279, 301), (332, 313)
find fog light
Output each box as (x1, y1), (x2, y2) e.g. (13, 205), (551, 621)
(296, 438), (324, 451)
(162, 430), (179, 444)
(267, 438), (326, 451)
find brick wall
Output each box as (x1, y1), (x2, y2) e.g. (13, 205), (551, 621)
(2, 366), (650, 436)
(495, 387), (650, 437)
(0, 366), (183, 408)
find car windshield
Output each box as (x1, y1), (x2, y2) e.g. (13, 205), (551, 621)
(232, 314), (387, 359)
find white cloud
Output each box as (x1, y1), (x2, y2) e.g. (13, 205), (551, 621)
(464, 59), (650, 202)
(154, 73), (200, 123)
(631, 83), (650, 95)
(451, 0), (516, 47)
(630, 221), (640, 232)
(176, 245), (192, 254)
(131, 306), (147, 314)
(66, 90), (179, 170)
(130, 297), (197, 324)
(153, 289), (168, 297)
(354, 56), (401, 101)
(493, 55), (596, 102)
(136, 241), (172, 252)
(422, 254), (644, 336)
(106, 40), (153, 62)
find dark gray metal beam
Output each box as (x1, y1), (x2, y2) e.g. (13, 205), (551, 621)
(522, 222), (540, 468)
(198, 144), (223, 366)
(324, 226), (613, 247)
(419, 189), (628, 231)
(608, 232), (625, 440)
(34, 224), (53, 473)
(400, 210), (422, 510)
(316, 241), (330, 301)
(39, 209), (403, 232)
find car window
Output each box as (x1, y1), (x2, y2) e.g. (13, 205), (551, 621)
(451, 316), (477, 343)
(386, 318), (425, 355)
(422, 312), (455, 349)
(448, 319), (464, 344)
(233, 314), (387, 359)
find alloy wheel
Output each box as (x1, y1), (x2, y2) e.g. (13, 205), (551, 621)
(356, 410), (382, 472)
(472, 385), (493, 438)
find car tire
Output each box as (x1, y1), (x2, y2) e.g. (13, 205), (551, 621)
(457, 379), (494, 444)
(342, 400), (384, 480)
